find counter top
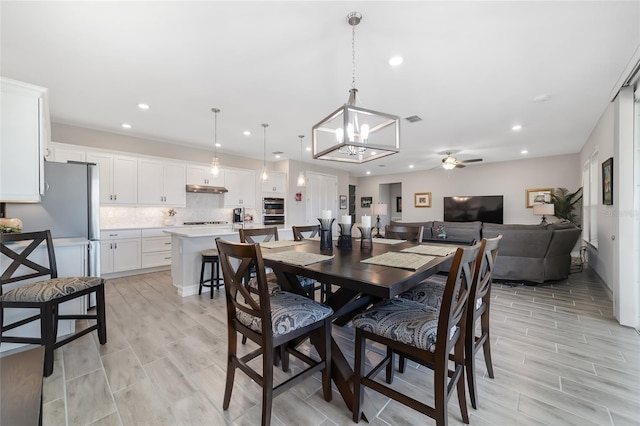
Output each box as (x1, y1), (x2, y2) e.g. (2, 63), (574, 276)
(163, 227), (236, 238)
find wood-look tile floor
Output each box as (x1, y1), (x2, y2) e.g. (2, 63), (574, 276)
(41, 267), (640, 426)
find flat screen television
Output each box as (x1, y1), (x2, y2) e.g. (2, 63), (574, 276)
(444, 195), (504, 224)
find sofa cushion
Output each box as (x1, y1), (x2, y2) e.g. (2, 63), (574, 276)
(390, 221), (433, 239)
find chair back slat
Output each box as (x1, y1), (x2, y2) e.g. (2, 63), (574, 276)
(385, 225), (424, 242)
(292, 225), (320, 241)
(471, 235), (502, 310)
(437, 243), (480, 355)
(216, 238), (272, 333)
(1, 231), (58, 293)
(239, 227), (279, 243)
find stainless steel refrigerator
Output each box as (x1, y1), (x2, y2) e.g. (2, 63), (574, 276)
(6, 161), (100, 303)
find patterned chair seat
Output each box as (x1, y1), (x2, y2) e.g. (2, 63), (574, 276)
(399, 277), (482, 311)
(247, 272), (281, 294)
(237, 291), (333, 337)
(353, 298), (456, 353)
(2, 276), (104, 303)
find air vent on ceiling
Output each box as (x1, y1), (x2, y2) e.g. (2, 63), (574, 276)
(405, 115), (422, 123)
(272, 151), (284, 155)
(378, 164), (386, 167)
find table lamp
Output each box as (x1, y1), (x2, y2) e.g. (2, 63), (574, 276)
(371, 203), (388, 238)
(533, 203), (554, 225)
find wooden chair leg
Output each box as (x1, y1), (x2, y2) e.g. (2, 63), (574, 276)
(262, 344), (274, 426)
(320, 321), (332, 402)
(42, 304), (55, 377)
(223, 330), (238, 410)
(199, 261), (206, 295)
(280, 344), (289, 372)
(385, 347), (395, 384)
(352, 329), (365, 423)
(96, 285), (107, 345)
(398, 353), (407, 373)
(209, 260), (215, 299)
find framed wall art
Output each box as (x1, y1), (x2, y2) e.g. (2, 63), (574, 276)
(602, 157), (613, 205)
(396, 196), (402, 213)
(361, 196), (372, 208)
(525, 188), (553, 208)
(339, 195), (348, 209)
(414, 192), (431, 208)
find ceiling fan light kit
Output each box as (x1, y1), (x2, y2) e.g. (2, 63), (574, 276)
(441, 152), (483, 169)
(312, 12), (400, 164)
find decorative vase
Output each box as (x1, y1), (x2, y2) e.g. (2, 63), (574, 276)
(318, 218), (335, 251)
(163, 217), (176, 226)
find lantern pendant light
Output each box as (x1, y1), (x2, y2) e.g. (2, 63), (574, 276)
(296, 134), (306, 187)
(261, 123), (269, 182)
(210, 108), (221, 176)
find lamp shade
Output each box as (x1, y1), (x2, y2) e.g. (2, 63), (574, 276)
(533, 203), (554, 216)
(371, 203), (388, 216)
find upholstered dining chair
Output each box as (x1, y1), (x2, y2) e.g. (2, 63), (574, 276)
(351, 244), (480, 425)
(384, 224), (424, 242)
(239, 227), (281, 294)
(0, 230), (107, 377)
(291, 225), (329, 301)
(398, 235), (502, 409)
(216, 238), (332, 426)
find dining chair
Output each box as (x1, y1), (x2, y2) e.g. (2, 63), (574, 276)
(239, 227), (281, 294)
(291, 225), (329, 301)
(216, 238), (332, 426)
(351, 244), (480, 425)
(0, 230), (107, 377)
(384, 224), (424, 242)
(397, 235), (502, 409)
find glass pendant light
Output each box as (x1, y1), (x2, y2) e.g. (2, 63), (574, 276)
(261, 123), (269, 182)
(296, 134), (306, 187)
(210, 108), (221, 176)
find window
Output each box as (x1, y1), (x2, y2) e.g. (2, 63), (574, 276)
(582, 150), (598, 248)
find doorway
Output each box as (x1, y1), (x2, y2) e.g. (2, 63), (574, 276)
(306, 172), (338, 232)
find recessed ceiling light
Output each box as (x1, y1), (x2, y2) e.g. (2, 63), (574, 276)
(137, 103), (149, 110)
(305, 147), (311, 151)
(389, 56), (403, 66)
(512, 124), (522, 131)
(533, 94), (551, 103)
(366, 171), (371, 175)
(243, 130), (251, 136)
(370, 151), (377, 156)
(521, 150), (528, 154)
(215, 143), (221, 148)
(409, 164), (414, 168)
(275, 154), (281, 159)
(121, 123), (131, 129)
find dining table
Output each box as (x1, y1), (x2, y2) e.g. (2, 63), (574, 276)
(260, 237), (457, 421)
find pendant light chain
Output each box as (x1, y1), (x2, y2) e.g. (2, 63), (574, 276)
(261, 123), (269, 181)
(212, 108), (219, 157)
(351, 23), (357, 90)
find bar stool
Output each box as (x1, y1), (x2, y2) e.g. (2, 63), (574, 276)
(199, 248), (222, 298)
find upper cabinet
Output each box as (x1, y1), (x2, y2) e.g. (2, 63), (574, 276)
(138, 159), (186, 206)
(48, 141), (86, 163)
(224, 168), (255, 207)
(0, 78), (49, 202)
(260, 171), (287, 194)
(86, 151), (138, 204)
(186, 164), (225, 187)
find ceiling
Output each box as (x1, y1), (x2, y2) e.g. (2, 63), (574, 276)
(2, 1), (639, 177)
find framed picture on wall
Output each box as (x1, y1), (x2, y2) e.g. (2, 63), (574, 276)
(525, 188), (553, 208)
(414, 192), (431, 208)
(361, 196), (372, 208)
(396, 196), (402, 213)
(602, 157), (613, 205)
(339, 195), (348, 209)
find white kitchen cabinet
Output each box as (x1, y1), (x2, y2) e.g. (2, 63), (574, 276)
(138, 159), (186, 206)
(0, 77), (49, 202)
(141, 229), (172, 268)
(261, 171), (286, 194)
(224, 168), (256, 207)
(86, 151), (138, 204)
(49, 142), (86, 163)
(186, 164), (225, 187)
(100, 230), (141, 273)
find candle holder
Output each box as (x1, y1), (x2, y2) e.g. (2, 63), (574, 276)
(337, 223), (352, 250)
(358, 226), (373, 250)
(318, 218), (335, 251)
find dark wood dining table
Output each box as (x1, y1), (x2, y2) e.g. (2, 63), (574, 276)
(261, 238), (454, 421)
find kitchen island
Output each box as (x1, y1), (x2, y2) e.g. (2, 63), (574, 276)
(164, 226), (293, 297)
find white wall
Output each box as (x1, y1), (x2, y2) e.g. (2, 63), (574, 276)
(355, 154), (581, 229)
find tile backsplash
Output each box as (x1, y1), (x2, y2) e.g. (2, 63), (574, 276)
(100, 193), (258, 229)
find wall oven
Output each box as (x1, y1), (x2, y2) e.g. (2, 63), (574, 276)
(263, 197), (285, 225)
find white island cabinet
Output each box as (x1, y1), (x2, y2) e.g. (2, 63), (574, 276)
(0, 238), (88, 353)
(164, 227), (292, 297)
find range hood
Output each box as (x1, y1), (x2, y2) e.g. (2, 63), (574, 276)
(185, 184), (228, 194)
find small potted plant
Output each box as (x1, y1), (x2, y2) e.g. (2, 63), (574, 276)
(163, 208), (177, 226)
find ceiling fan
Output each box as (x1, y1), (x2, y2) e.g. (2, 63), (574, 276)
(441, 152), (483, 169)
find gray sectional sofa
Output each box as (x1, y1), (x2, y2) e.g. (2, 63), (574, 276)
(389, 220), (582, 283)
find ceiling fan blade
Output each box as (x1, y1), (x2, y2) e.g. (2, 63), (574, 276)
(455, 163), (466, 168)
(460, 158), (483, 163)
